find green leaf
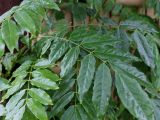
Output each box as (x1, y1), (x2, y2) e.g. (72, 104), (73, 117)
(60, 47), (80, 77)
(14, 10), (36, 34)
(13, 105), (25, 120)
(6, 99), (25, 120)
(49, 41), (69, 63)
(0, 64), (2, 76)
(32, 69), (60, 81)
(77, 54), (96, 102)
(61, 105), (88, 120)
(2, 77), (26, 101)
(112, 4), (122, 15)
(22, 107), (38, 120)
(0, 104), (6, 116)
(34, 37), (50, 57)
(152, 99), (160, 120)
(156, 2), (160, 16)
(0, 77), (10, 91)
(25, 9), (42, 33)
(95, 0), (103, 11)
(115, 73), (154, 120)
(21, 35), (30, 47)
(0, 32), (5, 57)
(94, 47), (139, 62)
(115, 28), (130, 51)
(26, 98), (48, 120)
(6, 90), (25, 112)
(25, 1), (45, 18)
(35, 58), (52, 68)
(54, 19), (69, 35)
(2, 53), (17, 71)
(81, 34), (118, 50)
(52, 79), (75, 101)
(31, 77), (59, 90)
(12, 60), (32, 77)
(29, 88), (52, 105)
(72, 4), (87, 21)
(92, 63), (112, 118)
(154, 57), (160, 91)
(51, 92), (74, 116)
(133, 31), (155, 68)
(111, 62), (153, 88)
(87, 0), (103, 11)
(120, 20), (157, 33)
(69, 27), (93, 42)
(82, 100), (98, 120)
(38, 0), (60, 10)
(100, 17), (117, 26)
(41, 39), (52, 56)
(1, 19), (19, 53)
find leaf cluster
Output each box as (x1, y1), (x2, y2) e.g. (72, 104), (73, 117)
(0, 0), (160, 120)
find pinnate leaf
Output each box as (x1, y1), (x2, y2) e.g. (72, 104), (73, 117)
(77, 54), (96, 102)
(27, 98), (48, 120)
(60, 47), (80, 77)
(29, 88), (53, 105)
(115, 73), (154, 120)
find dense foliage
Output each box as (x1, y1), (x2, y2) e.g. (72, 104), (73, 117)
(0, 0), (160, 120)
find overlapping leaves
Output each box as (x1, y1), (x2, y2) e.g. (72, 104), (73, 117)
(0, 0), (60, 55)
(0, 59), (61, 120)
(0, 0), (160, 120)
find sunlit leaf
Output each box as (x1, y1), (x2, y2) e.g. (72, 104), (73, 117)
(60, 47), (80, 77)
(1, 19), (19, 53)
(6, 90), (25, 112)
(29, 88), (52, 105)
(2, 77), (26, 101)
(0, 104), (6, 116)
(0, 77), (10, 91)
(31, 77), (59, 90)
(14, 10), (36, 35)
(49, 41), (69, 63)
(26, 98), (48, 120)
(0, 32), (5, 57)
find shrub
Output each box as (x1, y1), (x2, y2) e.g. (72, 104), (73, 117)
(0, 0), (160, 120)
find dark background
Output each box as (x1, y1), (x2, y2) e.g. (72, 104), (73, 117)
(0, 0), (22, 15)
